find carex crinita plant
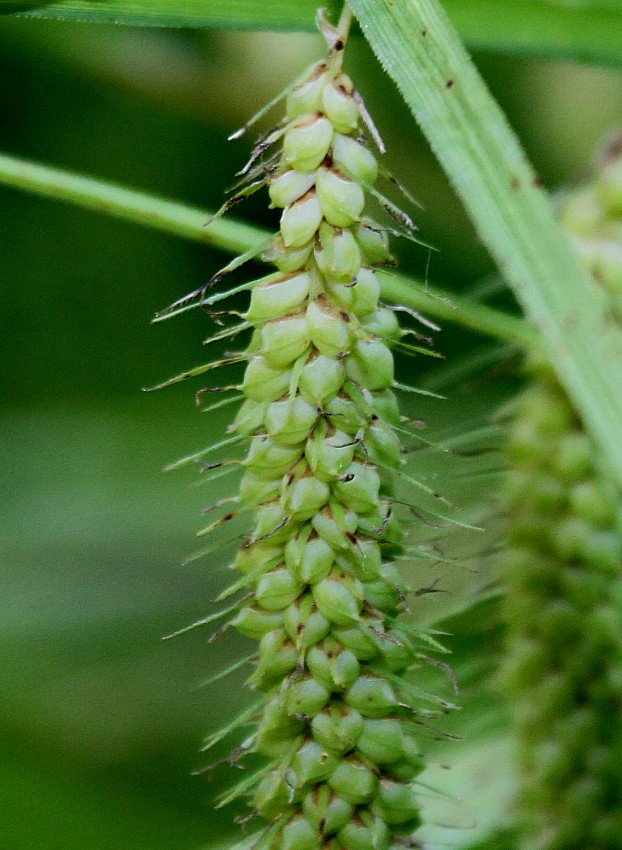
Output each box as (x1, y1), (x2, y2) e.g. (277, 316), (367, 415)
(501, 143), (622, 850)
(155, 7), (459, 850)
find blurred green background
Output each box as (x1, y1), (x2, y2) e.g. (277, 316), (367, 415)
(1, 16), (621, 850)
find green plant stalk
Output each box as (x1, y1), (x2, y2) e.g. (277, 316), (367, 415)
(349, 0), (622, 491)
(163, 10), (461, 848)
(0, 151), (536, 348)
(0, 152), (260, 256)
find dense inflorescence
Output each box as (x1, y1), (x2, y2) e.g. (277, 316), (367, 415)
(558, 137), (622, 324)
(170, 15), (454, 850)
(502, 147), (622, 850)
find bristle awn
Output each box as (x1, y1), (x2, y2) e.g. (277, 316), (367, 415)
(203, 324), (251, 348)
(182, 534), (242, 565)
(400, 329), (435, 347)
(199, 394), (244, 415)
(153, 245), (268, 325)
(357, 180), (418, 232)
(152, 243), (269, 323)
(228, 152), (280, 194)
(352, 89), (386, 153)
(374, 463), (458, 509)
(394, 381), (446, 399)
(391, 424), (453, 453)
(501, 144), (622, 848)
(151, 8), (477, 849)
(203, 177), (271, 227)
(216, 765), (277, 810)
(379, 670), (459, 711)
(228, 79), (299, 141)
(155, 271), (285, 323)
(237, 127), (288, 177)
(144, 355), (248, 392)
(202, 497), (239, 516)
(191, 464), (240, 488)
(416, 654), (459, 694)
(216, 559), (282, 601)
(163, 433), (248, 472)
(380, 273), (457, 311)
(162, 599), (246, 640)
(387, 304), (442, 332)
(196, 509), (248, 539)
(377, 162), (424, 210)
(201, 696), (268, 752)
(393, 340), (443, 359)
(202, 239), (274, 292)
(197, 655), (256, 689)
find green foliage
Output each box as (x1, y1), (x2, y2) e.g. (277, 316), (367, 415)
(349, 0), (622, 490)
(500, 142), (622, 850)
(184, 15), (464, 847)
(1, 2), (622, 850)
(503, 361), (622, 848)
(0, 152), (535, 347)
(4, 0), (622, 67)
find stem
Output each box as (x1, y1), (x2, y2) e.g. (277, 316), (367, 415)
(379, 273), (538, 349)
(337, 3), (354, 39)
(0, 150), (536, 347)
(0, 151), (260, 255)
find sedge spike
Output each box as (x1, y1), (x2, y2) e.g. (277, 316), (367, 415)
(502, 144), (622, 849)
(162, 9), (455, 850)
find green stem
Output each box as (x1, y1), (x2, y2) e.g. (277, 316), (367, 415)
(0, 151), (535, 347)
(338, 2), (354, 37)
(0, 151), (260, 255)
(379, 273), (537, 349)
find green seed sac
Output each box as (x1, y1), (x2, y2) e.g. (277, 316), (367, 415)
(188, 22), (449, 850)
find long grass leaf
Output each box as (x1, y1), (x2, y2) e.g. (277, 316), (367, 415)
(0, 152), (535, 347)
(351, 0), (622, 489)
(5, 1), (622, 66)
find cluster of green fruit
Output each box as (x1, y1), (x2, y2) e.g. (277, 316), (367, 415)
(503, 349), (622, 849)
(558, 138), (622, 324)
(197, 29), (447, 850)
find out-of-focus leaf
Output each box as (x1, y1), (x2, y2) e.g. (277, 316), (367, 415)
(418, 735), (516, 849)
(2, 0), (338, 30)
(0, 753), (218, 850)
(3, 0), (622, 67)
(445, 0), (622, 66)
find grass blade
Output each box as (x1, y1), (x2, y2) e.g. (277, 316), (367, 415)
(0, 152), (535, 348)
(3, 1), (622, 66)
(350, 0), (622, 489)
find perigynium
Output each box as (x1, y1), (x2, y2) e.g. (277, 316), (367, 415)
(155, 7), (461, 850)
(501, 142), (622, 850)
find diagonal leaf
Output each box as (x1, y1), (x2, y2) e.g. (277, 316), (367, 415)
(3, 0), (622, 67)
(0, 152), (535, 348)
(2, 0), (339, 29)
(350, 0), (622, 491)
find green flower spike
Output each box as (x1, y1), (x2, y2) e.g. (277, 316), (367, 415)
(157, 7), (457, 850)
(502, 143), (622, 850)
(558, 134), (622, 325)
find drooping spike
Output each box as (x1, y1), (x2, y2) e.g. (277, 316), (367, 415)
(153, 8), (470, 850)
